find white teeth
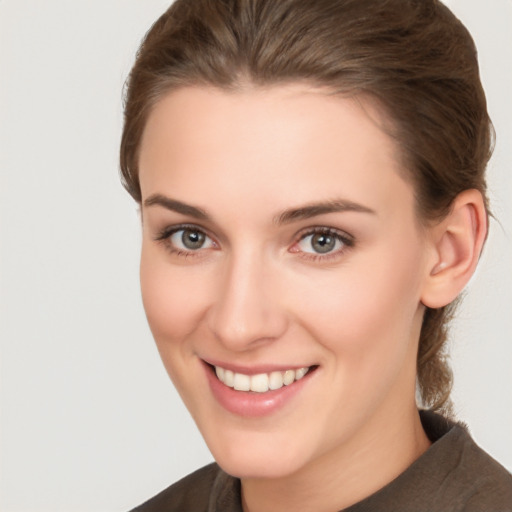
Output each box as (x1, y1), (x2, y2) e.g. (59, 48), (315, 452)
(215, 366), (225, 381)
(269, 371), (284, 390)
(283, 369), (295, 386)
(224, 369), (234, 387)
(295, 367), (308, 380)
(214, 365), (311, 392)
(233, 373), (251, 391)
(250, 373), (269, 393)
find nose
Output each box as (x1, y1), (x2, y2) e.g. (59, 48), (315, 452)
(206, 249), (288, 352)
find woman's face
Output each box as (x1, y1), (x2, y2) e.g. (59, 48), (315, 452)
(138, 85), (432, 478)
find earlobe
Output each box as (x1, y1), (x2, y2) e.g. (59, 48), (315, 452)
(421, 189), (488, 309)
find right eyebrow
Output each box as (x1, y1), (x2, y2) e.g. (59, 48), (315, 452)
(143, 194), (210, 220)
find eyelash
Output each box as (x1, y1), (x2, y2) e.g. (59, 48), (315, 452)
(154, 224), (354, 261)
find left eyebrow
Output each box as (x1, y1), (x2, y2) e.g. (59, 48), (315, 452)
(274, 199), (376, 225)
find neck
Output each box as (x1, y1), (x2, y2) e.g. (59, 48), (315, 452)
(241, 403), (431, 512)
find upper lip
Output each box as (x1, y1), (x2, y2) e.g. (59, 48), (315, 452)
(202, 358), (315, 375)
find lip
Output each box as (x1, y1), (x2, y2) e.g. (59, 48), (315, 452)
(204, 358), (311, 375)
(202, 360), (317, 418)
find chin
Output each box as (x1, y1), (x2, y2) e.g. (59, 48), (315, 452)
(216, 452), (307, 480)
(203, 427), (314, 479)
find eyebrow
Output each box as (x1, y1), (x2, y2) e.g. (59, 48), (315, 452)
(144, 194), (209, 220)
(274, 199), (376, 225)
(143, 194), (376, 224)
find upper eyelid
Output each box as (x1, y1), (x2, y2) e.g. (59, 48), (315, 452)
(155, 223), (214, 241)
(294, 225), (354, 243)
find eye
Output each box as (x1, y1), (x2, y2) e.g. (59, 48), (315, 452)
(291, 228), (354, 258)
(298, 232), (341, 254)
(170, 228), (214, 251)
(155, 225), (216, 256)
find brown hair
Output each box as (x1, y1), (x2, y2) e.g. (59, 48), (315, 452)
(120, 0), (493, 414)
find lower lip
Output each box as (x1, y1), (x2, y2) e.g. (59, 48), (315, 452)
(204, 363), (314, 418)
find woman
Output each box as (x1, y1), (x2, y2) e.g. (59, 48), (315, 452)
(120, 0), (512, 510)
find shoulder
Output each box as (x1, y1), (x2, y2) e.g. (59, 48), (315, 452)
(346, 411), (512, 512)
(129, 463), (223, 512)
(422, 410), (512, 509)
(412, 411), (512, 511)
(439, 424), (512, 511)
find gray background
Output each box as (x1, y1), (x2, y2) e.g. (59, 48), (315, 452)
(1, 1), (511, 510)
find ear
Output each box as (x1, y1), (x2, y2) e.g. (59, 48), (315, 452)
(420, 189), (488, 309)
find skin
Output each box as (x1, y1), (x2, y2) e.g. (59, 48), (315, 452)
(137, 85), (460, 511)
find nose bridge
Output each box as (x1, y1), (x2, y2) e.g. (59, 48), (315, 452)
(208, 244), (287, 350)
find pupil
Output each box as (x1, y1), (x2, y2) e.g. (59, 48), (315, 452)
(312, 233), (335, 254)
(182, 230), (205, 250)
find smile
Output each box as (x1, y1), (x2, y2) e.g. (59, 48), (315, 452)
(204, 361), (318, 417)
(214, 365), (311, 393)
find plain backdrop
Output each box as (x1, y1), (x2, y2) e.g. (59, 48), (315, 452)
(0, 1), (511, 511)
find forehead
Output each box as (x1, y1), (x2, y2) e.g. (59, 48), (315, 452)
(138, 85), (414, 221)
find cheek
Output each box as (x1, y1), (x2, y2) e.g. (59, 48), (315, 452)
(287, 246), (425, 436)
(292, 239), (425, 368)
(139, 246), (217, 404)
(139, 246), (210, 344)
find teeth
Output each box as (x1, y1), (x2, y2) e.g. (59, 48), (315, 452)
(269, 371), (283, 390)
(215, 366), (225, 381)
(250, 373), (269, 393)
(224, 369), (234, 387)
(214, 365), (310, 392)
(283, 369), (295, 386)
(233, 373), (251, 391)
(295, 367), (308, 379)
